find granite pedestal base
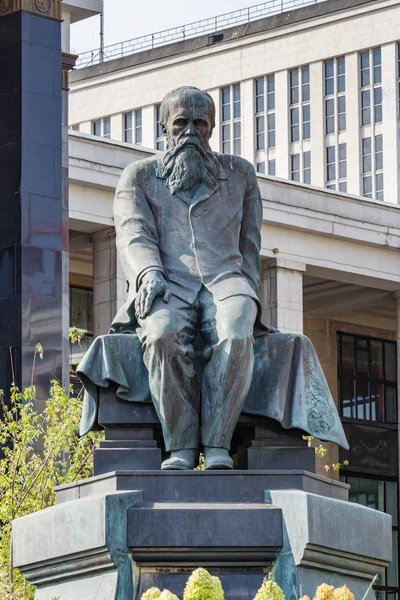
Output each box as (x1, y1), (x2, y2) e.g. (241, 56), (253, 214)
(12, 471), (391, 600)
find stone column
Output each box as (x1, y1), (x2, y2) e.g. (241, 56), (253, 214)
(259, 258), (305, 334)
(92, 228), (128, 337)
(0, 0), (66, 404)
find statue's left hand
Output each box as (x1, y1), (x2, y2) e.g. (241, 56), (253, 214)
(135, 271), (171, 320)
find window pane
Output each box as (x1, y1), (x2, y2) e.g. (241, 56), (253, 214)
(369, 382), (383, 421)
(92, 120), (101, 136)
(233, 84), (240, 103)
(341, 378), (355, 417)
(268, 129), (275, 148)
(386, 481), (398, 526)
(222, 87), (230, 105)
(233, 100), (241, 119)
(303, 104), (310, 121)
(326, 98), (334, 116)
(370, 340), (383, 378)
(325, 59), (334, 79)
(356, 347), (369, 375)
(255, 78), (264, 97)
(339, 181), (347, 192)
(256, 161), (265, 174)
(327, 164), (336, 182)
(222, 123), (230, 142)
(135, 110), (142, 127)
(222, 103), (230, 122)
(303, 151), (311, 169)
(103, 118), (110, 137)
(125, 128), (132, 144)
(326, 116), (335, 135)
(325, 78), (334, 96)
(124, 112), (132, 131)
(303, 122), (310, 140)
(341, 334), (355, 372)
(356, 380), (369, 419)
(267, 75), (275, 93)
(268, 159), (276, 176)
(291, 154), (300, 171)
(339, 143), (347, 160)
(302, 84), (310, 103)
(376, 173), (384, 193)
(256, 94), (264, 114)
(291, 107), (299, 125)
(234, 121), (241, 139)
(385, 386), (397, 423)
(290, 69), (299, 87)
(363, 175), (372, 196)
(291, 125), (299, 143)
(387, 531), (398, 587)
(327, 146), (335, 163)
(361, 51), (370, 70)
(385, 342), (396, 381)
(362, 155), (372, 174)
(339, 159), (347, 179)
(338, 114), (346, 132)
(304, 168), (311, 184)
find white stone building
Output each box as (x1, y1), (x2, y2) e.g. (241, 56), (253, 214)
(66, 1), (400, 595)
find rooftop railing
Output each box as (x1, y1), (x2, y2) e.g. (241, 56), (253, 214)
(75, 0), (329, 68)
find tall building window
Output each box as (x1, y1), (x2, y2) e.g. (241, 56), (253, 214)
(221, 84), (241, 155)
(360, 48), (382, 126)
(289, 66), (310, 143)
(255, 75), (276, 176)
(155, 105), (164, 151)
(341, 475), (399, 599)
(362, 135), (384, 200)
(291, 152), (311, 184)
(124, 109), (142, 145)
(92, 117), (111, 139)
(338, 332), (397, 423)
(324, 57), (346, 134)
(326, 143), (347, 191)
(135, 109), (143, 144)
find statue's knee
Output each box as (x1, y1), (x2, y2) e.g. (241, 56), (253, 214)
(145, 316), (179, 346)
(218, 321), (253, 342)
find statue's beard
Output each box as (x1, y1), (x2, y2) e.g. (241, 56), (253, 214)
(161, 137), (218, 196)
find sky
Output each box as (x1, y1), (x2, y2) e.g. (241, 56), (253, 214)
(70, 0), (259, 55)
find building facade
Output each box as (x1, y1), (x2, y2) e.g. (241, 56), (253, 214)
(66, 1), (400, 597)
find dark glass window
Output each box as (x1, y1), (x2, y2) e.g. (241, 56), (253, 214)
(342, 475), (399, 598)
(338, 332), (397, 424)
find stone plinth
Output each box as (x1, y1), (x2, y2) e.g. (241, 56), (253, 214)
(12, 470), (391, 600)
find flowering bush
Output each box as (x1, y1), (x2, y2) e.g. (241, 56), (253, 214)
(183, 568), (224, 600)
(141, 569), (362, 600)
(254, 574), (284, 600)
(141, 589), (179, 600)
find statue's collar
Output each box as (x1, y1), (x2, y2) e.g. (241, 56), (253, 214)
(155, 153), (228, 181)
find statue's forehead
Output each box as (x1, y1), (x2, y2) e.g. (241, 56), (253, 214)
(167, 91), (210, 119)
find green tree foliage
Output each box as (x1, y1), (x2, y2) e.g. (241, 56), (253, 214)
(0, 369), (103, 598)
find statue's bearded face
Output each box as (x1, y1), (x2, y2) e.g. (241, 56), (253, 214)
(161, 92), (218, 196)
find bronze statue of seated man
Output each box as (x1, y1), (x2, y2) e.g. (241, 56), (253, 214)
(78, 86), (348, 470)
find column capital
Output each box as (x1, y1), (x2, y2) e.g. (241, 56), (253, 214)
(0, 0), (61, 20)
(262, 257), (307, 274)
(62, 51), (78, 91)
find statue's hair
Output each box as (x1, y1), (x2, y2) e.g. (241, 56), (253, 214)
(159, 86), (216, 131)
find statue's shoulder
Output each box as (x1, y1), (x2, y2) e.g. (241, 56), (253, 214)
(214, 152), (257, 180)
(119, 155), (159, 185)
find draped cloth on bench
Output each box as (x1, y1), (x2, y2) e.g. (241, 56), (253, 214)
(77, 332), (348, 449)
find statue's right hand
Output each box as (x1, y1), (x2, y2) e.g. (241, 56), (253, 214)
(135, 271), (171, 320)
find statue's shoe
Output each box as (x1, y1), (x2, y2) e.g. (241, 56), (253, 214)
(161, 449), (197, 470)
(204, 447), (233, 470)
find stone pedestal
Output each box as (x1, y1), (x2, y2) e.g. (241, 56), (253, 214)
(12, 470), (391, 600)
(93, 388), (317, 475)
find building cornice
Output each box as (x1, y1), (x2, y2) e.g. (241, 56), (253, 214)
(0, 0), (61, 19)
